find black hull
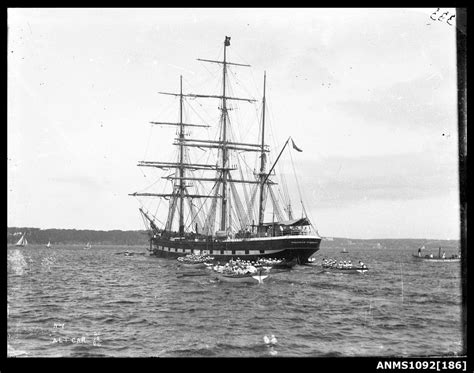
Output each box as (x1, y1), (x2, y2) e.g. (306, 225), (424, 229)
(149, 235), (321, 264)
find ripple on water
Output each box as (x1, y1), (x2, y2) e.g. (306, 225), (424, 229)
(7, 244), (463, 357)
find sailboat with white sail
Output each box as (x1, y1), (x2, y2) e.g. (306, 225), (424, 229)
(15, 233), (28, 247)
(130, 36), (321, 265)
(46, 241), (52, 248)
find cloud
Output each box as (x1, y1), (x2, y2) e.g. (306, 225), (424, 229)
(50, 175), (103, 190)
(332, 72), (456, 132)
(286, 152), (459, 209)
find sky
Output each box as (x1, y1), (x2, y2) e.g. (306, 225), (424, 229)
(7, 8), (460, 239)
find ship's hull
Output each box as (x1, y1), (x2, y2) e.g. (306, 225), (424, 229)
(149, 235), (321, 264)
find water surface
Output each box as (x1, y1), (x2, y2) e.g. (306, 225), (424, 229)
(7, 241), (463, 357)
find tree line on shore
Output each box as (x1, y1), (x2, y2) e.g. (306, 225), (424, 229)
(7, 227), (150, 245)
(7, 227), (458, 248)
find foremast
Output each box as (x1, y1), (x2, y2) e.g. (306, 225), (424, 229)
(130, 76), (212, 236)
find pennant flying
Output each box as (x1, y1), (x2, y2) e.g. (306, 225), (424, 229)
(291, 139), (303, 152)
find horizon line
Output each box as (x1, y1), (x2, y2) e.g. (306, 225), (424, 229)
(7, 226), (460, 241)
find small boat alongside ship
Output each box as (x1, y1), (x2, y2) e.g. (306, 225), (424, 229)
(177, 253), (214, 267)
(210, 258), (272, 283)
(214, 269), (269, 284)
(254, 257), (296, 269)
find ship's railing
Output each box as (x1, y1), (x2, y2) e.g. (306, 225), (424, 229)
(272, 229), (310, 237)
(251, 227), (311, 238)
(158, 226), (312, 241)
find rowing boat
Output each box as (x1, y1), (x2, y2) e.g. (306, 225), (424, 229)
(322, 265), (368, 274)
(213, 268), (269, 284)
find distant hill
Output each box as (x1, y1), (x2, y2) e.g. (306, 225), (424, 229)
(7, 227), (150, 245)
(7, 228), (459, 247)
(321, 236), (459, 249)
(323, 237), (459, 243)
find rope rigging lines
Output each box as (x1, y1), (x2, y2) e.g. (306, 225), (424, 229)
(131, 41), (318, 236)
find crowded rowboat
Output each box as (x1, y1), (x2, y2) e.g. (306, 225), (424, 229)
(321, 258), (369, 274)
(177, 253), (214, 267)
(211, 258), (271, 283)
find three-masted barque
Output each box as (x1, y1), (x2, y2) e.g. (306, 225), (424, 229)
(130, 36), (321, 264)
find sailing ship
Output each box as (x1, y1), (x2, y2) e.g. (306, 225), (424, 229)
(130, 36), (321, 264)
(15, 233), (28, 247)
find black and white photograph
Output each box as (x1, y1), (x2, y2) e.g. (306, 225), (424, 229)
(7, 7), (467, 364)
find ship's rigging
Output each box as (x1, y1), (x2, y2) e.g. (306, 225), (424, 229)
(131, 36), (313, 239)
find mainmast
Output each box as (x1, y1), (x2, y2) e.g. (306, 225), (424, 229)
(258, 71), (267, 230)
(194, 36), (256, 235)
(220, 36), (230, 232)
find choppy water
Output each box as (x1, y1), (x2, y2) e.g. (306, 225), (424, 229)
(7, 241), (464, 357)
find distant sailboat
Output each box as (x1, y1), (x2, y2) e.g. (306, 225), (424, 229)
(46, 241), (51, 248)
(341, 248), (348, 253)
(15, 234), (27, 247)
(84, 242), (91, 250)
